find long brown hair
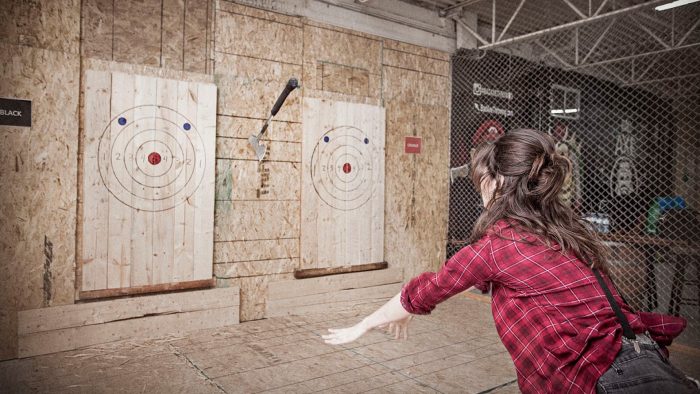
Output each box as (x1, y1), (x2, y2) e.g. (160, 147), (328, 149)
(470, 128), (608, 271)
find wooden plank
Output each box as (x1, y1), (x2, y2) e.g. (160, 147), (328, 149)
(152, 77), (178, 284)
(81, 70), (112, 291)
(300, 98), (385, 269)
(294, 262), (387, 279)
(214, 258), (298, 278)
(214, 238), (299, 263)
(19, 287), (239, 335)
(216, 115), (302, 141)
(174, 81), (197, 283)
(107, 72), (135, 289)
(214, 201), (300, 241)
(267, 283), (400, 317)
(79, 278), (215, 300)
(268, 267), (403, 300)
(193, 82), (217, 280)
(18, 305), (239, 358)
(129, 74), (157, 287)
(215, 159), (300, 201)
(216, 138), (301, 162)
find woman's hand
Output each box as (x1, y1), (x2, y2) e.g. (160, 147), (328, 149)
(377, 315), (413, 340)
(321, 321), (370, 345)
(322, 292), (413, 345)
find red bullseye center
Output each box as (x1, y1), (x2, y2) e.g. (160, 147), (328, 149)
(148, 152), (162, 165)
(342, 163), (352, 174)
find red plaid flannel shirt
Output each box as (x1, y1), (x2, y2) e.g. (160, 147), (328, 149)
(400, 220), (647, 393)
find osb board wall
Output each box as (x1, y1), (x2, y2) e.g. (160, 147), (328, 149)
(1, 0), (452, 362)
(0, 0), (81, 360)
(211, 1), (451, 321)
(81, 0), (212, 73)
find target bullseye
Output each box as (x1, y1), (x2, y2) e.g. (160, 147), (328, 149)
(343, 163), (351, 174)
(148, 152), (161, 165)
(98, 105), (206, 212)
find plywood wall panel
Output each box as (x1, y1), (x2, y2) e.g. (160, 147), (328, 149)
(302, 24), (382, 101)
(215, 160), (300, 201)
(383, 38), (451, 62)
(161, 0), (186, 70)
(215, 9), (303, 65)
(216, 116), (301, 142)
(0, 43), (80, 359)
(81, 0), (211, 72)
(214, 258), (298, 278)
(217, 1), (302, 27)
(214, 238), (298, 264)
(216, 138), (301, 162)
(113, 0), (161, 66)
(215, 52), (302, 83)
(0, 0), (80, 53)
(214, 201), (300, 242)
(184, 0), (210, 73)
(382, 49), (450, 77)
(383, 67), (451, 108)
(217, 273), (294, 321)
(303, 25), (382, 73)
(81, 0), (113, 60)
(216, 76), (302, 122)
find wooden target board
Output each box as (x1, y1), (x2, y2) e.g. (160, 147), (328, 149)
(301, 98), (385, 269)
(80, 71), (216, 296)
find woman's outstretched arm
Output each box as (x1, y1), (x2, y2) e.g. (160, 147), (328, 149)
(322, 292), (411, 345)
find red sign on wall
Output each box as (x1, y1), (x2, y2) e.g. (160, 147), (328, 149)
(404, 136), (422, 154)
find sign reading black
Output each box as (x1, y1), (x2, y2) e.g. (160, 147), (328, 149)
(0, 98), (32, 127)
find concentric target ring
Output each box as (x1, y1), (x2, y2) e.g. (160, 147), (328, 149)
(97, 105), (206, 212)
(310, 126), (375, 211)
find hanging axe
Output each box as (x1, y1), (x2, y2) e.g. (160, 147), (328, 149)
(248, 78), (300, 161)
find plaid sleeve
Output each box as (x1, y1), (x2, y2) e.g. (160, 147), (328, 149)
(400, 236), (494, 315)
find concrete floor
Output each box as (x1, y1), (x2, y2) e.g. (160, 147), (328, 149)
(1, 293), (698, 393)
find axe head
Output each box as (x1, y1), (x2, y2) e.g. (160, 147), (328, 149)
(248, 134), (267, 162)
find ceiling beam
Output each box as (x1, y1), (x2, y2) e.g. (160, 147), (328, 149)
(477, 0), (667, 50)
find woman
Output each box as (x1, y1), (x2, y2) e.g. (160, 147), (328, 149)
(322, 129), (697, 393)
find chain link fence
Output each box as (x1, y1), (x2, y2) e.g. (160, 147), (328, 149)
(448, 2), (700, 338)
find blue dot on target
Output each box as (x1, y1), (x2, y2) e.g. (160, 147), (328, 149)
(364, 138), (369, 144)
(323, 136), (330, 143)
(118, 117), (126, 125)
(183, 123), (191, 131)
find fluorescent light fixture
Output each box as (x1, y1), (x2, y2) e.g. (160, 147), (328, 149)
(564, 108), (578, 113)
(655, 0), (700, 11)
(551, 109), (565, 114)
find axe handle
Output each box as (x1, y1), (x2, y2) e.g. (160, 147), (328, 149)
(257, 113), (273, 138)
(270, 78), (299, 116)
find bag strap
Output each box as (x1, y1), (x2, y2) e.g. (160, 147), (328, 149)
(592, 268), (636, 340)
